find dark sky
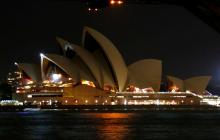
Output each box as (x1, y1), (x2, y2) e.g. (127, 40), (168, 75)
(2, 1), (220, 88)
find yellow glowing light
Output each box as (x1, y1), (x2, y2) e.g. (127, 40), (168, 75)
(110, 0), (123, 5)
(24, 85), (31, 89)
(170, 85), (179, 92)
(111, 102), (115, 105)
(27, 80), (33, 85)
(118, 1), (123, 4)
(43, 80), (50, 84)
(61, 83), (73, 87)
(81, 80), (96, 87)
(124, 99), (127, 105)
(27, 95), (32, 98)
(186, 90), (191, 93)
(110, 0), (115, 4)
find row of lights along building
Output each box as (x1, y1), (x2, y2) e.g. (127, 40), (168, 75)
(5, 26), (220, 107)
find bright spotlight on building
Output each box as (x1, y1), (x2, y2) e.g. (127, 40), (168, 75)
(40, 53), (44, 57)
(52, 73), (61, 82)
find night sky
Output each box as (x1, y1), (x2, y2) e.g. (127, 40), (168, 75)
(2, 1), (220, 89)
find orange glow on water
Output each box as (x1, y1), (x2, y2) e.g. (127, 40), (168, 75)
(87, 113), (135, 140)
(90, 113), (135, 118)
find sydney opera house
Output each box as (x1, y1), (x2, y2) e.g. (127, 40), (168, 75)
(10, 27), (220, 106)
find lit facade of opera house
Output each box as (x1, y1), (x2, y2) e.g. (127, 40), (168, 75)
(9, 27), (220, 107)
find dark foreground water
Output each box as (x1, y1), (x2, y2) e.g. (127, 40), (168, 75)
(0, 110), (220, 140)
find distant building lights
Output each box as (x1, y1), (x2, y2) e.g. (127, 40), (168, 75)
(111, 102), (115, 105)
(65, 100), (68, 103)
(85, 100), (88, 103)
(134, 100), (137, 105)
(27, 95), (32, 98)
(156, 100), (160, 105)
(124, 99), (127, 105)
(95, 100), (98, 103)
(26, 80), (33, 85)
(186, 90), (191, 93)
(24, 85), (31, 89)
(14, 62), (18, 66)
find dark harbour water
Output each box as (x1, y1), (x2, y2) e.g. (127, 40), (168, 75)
(0, 110), (220, 140)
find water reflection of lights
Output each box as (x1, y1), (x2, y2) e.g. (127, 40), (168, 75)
(86, 113), (135, 140)
(88, 113), (135, 119)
